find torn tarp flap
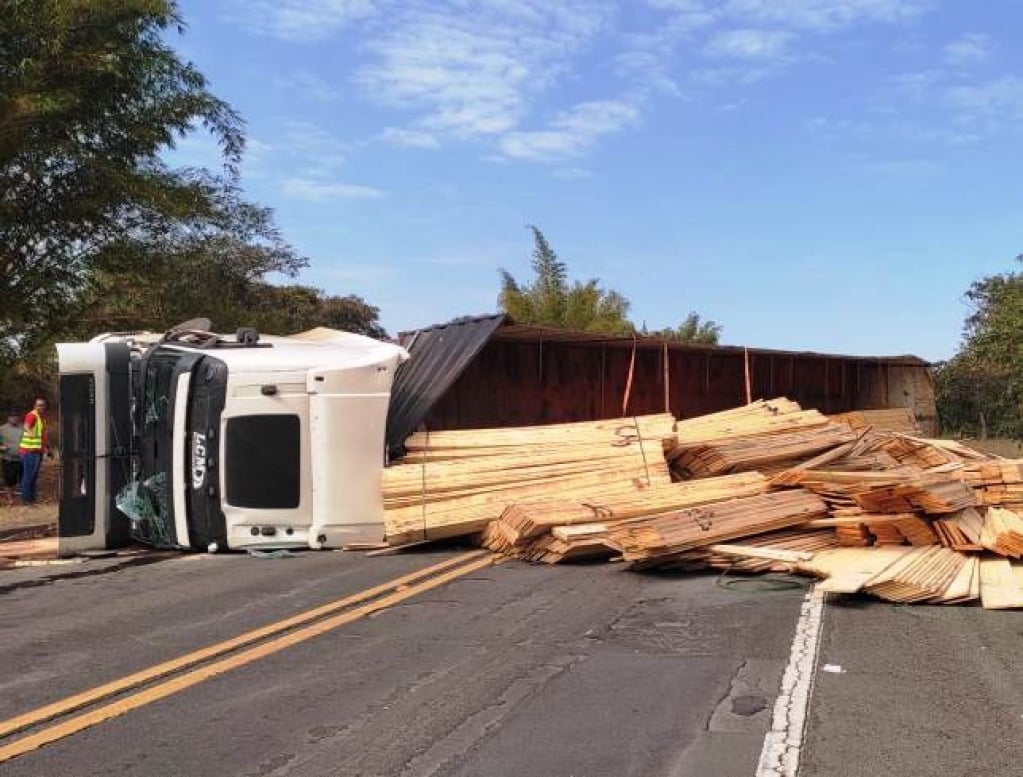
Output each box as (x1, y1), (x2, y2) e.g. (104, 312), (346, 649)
(385, 314), (506, 457)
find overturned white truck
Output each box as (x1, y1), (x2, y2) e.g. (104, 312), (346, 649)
(56, 323), (408, 555)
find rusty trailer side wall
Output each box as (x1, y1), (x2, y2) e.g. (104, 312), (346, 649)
(420, 338), (937, 435)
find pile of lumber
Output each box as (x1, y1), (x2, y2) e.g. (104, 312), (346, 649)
(383, 415), (677, 545)
(607, 490), (829, 569)
(979, 507), (1023, 557)
(480, 473), (768, 563)
(385, 397), (1023, 610)
(829, 408), (920, 434)
(0, 537), (59, 568)
(670, 399), (831, 448)
(932, 508), (984, 551)
(964, 460), (1023, 506)
(805, 547), (978, 604)
(669, 423), (857, 478)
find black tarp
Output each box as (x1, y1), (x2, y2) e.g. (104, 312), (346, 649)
(385, 314), (505, 457)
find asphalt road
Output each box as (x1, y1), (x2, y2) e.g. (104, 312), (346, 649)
(5, 550), (1022, 777)
(803, 596), (1023, 777)
(0, 550), (806, 777)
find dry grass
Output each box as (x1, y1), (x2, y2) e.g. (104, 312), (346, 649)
(0, 460), (58, 531)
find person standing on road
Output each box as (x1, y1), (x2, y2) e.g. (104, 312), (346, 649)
(0, 409), (23, 500)
(19, 398), (50, 505)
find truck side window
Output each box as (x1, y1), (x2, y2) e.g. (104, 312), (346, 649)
(225, 415), (301, 509)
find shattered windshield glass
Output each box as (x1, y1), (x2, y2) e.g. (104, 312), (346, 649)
(116, 473), (173, 548)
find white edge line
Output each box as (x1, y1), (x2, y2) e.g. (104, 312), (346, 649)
(755, 586), (825, 777)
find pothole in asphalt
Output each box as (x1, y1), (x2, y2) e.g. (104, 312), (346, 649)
(731, 694), (768, 716)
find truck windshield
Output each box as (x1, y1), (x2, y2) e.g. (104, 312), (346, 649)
(130, 350), (183, 546)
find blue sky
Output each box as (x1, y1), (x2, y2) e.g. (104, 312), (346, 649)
(167, 0), (1023, 360)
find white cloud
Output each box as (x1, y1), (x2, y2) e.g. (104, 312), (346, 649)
(813, 68), (1021, 150)
(644, 0), (928, 31)
(553, 167), (593, 180)
(907, 126), (981, 146)
(228, 0), (938, 166)
(282, 121), (349, 170)
(379, 127), (440, 149)
(946, 76), (1023, 124)
(246, 138), (273, 163)
(281, 177), (384, 201)
(498, 99), (639, 161)
(711, 0), (928, 32)
(614, 50), (682, 97)
(235, 0), (377, 42)
(705, 28), (792, 60)
(274, 70), (343, 101)
(634, 0), (932, 92)
(266, 123), (384, 196)
(690, 66), (772, 86)
(883, 69), (943, 105)
(353, 1), (613, 138)
(942, 33), (992, 67)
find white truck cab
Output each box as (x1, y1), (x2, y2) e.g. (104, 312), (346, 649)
(56, 326), (408, 554)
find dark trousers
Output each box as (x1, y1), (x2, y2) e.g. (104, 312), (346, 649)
(2, 458), (21, 489)
(20, 452), (41, 504)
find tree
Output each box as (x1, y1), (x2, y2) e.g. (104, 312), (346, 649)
(499, 226), (634, 334)
(935, 257), (1023, 438)
(0, 0), (246, 362)
(244, 285), (386, 340)
(0, 0), (390, 406)
(498, 226), (722, 341)
(651, 312), (722, 345)
(66, 236), (385, 341)
(63, 179), (307, 338)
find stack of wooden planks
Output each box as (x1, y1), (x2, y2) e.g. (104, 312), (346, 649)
(804, 546), (999, 605)
(979, 507), (1023, 558)
(400, 414), (678, 461)
(932, 508), (984, 551)
(669, 400), (832, 449)
(963, 460), (1023, 506)
(480, 473), (768, 562)
(647, 528), (841, 574)
(812, 512), (939, 547)
(829, 408), (920, 434)
(669, 423), (857, 479)
(607, 490), (829, 569)
(978, 558), (1023, 609)
(383, 414), (677, 545)
(0, 537), (59, 567)
(383, 396), (1023, 610)
(784, 466), (977, 515)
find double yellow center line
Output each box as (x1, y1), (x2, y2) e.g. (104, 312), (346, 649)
(0, 550), (498, 764)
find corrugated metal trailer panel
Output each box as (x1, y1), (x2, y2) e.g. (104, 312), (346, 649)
(388, 317), (937, 446)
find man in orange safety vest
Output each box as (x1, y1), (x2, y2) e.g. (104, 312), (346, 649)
(19, 397), (50, 504)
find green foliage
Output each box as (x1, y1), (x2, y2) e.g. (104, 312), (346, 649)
(62, 218), (384, 340)
(650, 312), (722, 345)
(499, 226), (720, 340)
(1, 0), (247, 362)
(243, 285), (386, 340)
(499, 225), (633, 334)
(935, 257), (1023, 439)
(0, 0), (387, 405)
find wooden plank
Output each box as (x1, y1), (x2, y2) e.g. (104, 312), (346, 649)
(708, 543), (813, 563)
(980, 558), (1023, 609)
